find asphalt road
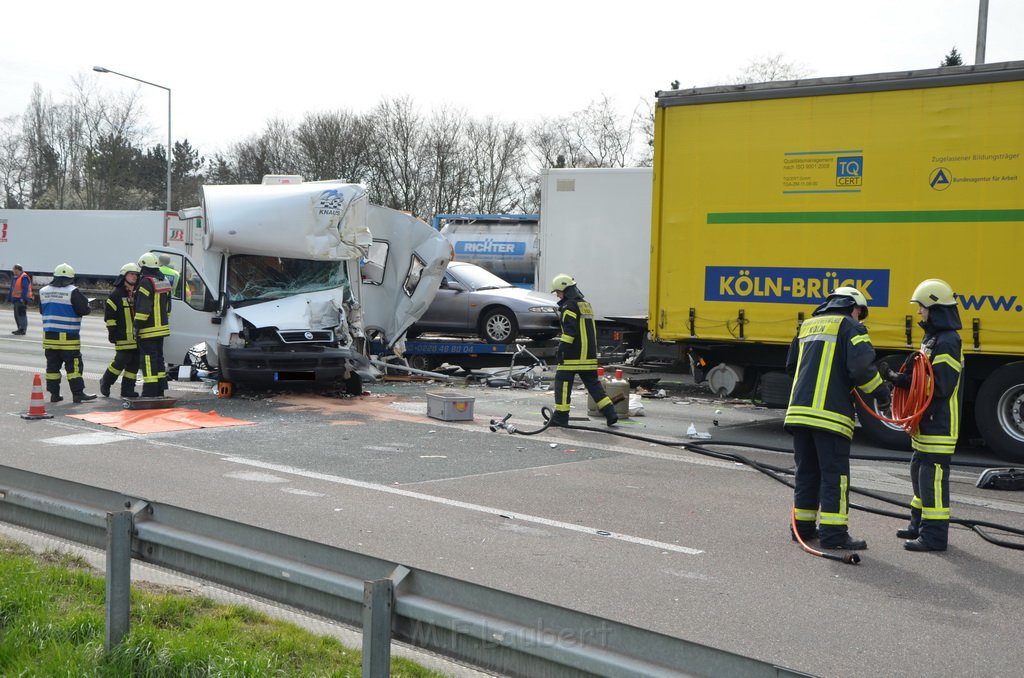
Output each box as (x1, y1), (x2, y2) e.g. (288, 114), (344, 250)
(2, 311), (1022, 678)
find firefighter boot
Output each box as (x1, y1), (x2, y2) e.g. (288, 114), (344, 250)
(99, 374), (113, 397)
(600, 403), (619, 427)
(121, 383), (140, 398)
(548, 411), (570, 427)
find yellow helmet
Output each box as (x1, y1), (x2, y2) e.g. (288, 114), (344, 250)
(53, 263), (75, 278)
(138, 252), (160, 269)
(550, 274), (576, 292)
(911, 279), (956, 307)
(120, 262), (141, 275)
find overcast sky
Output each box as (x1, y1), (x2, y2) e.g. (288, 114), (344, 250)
(3, 0), (1022, 155)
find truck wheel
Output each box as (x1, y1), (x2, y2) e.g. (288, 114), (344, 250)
(974, 362), (1024, 463)
(855, 393), (912, 451)
(480, 308), (517, 343)
(343, 372), (363, 396)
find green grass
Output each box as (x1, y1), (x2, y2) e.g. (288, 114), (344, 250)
(0, 536), (447, 677)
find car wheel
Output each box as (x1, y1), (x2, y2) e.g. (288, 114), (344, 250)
(480, 308), (518, 343)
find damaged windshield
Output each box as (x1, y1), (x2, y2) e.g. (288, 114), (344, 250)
(226, 254), (349, 304)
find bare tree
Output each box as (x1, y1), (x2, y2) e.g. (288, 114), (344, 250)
(228, 118), (300, 184)
(529, 96), (642, 170)
(0, 115), (30, 208)
(294, 110), (373, 183)
(733, 53), (812, 84)
(464, 117), (530, 213)
(423, 107), (471, 216)
(367, 96), (430, 217)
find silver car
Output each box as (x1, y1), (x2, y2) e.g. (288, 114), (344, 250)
(407, 262), (560, 343)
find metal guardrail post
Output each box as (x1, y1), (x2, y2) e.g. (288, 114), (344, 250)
(362, 565), (410, 678)
(104, 510), (132, 651)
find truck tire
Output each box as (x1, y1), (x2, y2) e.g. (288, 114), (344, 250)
(480, 308), (517, 343)
(974, 362), (1024, 463)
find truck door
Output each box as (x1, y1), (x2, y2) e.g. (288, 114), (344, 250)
(150, 248), (220, 370)
(359, 206), (452, 347)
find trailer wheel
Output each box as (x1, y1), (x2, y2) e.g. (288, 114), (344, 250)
(974, 362), (1024, 463)
(480, 308), (517, 343)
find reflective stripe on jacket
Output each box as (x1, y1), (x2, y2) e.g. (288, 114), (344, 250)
(557, 296), (599, 371)
(135, 274), (171, 339)
(105, 284), (137, 350)
(784, 312), (884, 440)
(912, 330), (964, 454)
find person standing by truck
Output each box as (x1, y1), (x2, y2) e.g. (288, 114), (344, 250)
(99, 262), (141, 399)
(549, 274), (617, 427)
(134, 253), (172, 398)
(37, 263), (96, 403)
(785, 287), (889, 550)
(883, 279), (964, 553)
(9, 264), (32, 335)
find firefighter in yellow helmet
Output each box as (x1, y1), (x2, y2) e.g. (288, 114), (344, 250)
(882, 278), (963, 552)
(99, 263), (142, 398)
(784, 286), (889, 550)
(37, 263), (96, 402)
(134, 252), (172, 397)
(549, 274), (617, 427)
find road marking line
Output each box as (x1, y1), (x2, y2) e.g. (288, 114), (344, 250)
(222, 456), (703, 555)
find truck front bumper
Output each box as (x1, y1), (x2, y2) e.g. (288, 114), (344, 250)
(220, 346), (373, 385)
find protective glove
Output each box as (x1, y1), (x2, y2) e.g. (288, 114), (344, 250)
(879, 361), (911, 389)
(874, 382), (892, 410)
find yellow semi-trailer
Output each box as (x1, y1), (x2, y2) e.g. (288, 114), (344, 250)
(650, 61), (1024, 462)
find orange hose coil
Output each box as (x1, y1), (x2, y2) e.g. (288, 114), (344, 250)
(856, 351), (934, 434)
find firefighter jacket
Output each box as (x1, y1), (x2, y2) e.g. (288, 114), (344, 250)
(135, 271), (172, 339)
(10, 271), (33, 302)
(104, 279), (137, 350)
(897, 305), (964, 454)
(556, 285), (599, 371)
(784, 310), (886, 440)
(38, 278), (91, 350)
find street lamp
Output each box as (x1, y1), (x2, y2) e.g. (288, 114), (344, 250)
(93, 66), (172, 215)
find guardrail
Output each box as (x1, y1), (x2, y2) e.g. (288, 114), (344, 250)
(0, 465), (806, 677)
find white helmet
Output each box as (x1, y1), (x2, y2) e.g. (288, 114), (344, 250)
(911, 279), (956, 307)
(138, 252), (160, 269)
(120, 262), (141, 275)
(827, 286), (869, 319)
(53, 263), (75, 278)
(550, 274), (576, 293)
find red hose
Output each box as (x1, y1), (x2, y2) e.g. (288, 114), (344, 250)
(856, 351), (934, 434)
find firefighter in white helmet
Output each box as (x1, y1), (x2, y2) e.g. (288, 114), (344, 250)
(99, 263), (142, 399)
(37, 263), (97, 403)
(882, 278), (963, 552)
(784, 286), (889, 550)
(549, 274), (617, 427)
(134, 252), (173, 397)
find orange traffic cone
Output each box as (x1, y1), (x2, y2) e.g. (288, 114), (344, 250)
(21, 373), (54, 420)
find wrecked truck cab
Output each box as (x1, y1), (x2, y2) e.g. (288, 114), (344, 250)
(156, 178), (449, 393)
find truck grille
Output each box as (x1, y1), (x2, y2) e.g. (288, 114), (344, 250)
(278, 330), (334, 344)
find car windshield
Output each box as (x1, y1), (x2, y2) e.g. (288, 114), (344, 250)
(451, 264), (514, 291)
(226, 254), (349, 304)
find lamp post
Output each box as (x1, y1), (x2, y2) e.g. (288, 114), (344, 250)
(93, 66), (172, 215)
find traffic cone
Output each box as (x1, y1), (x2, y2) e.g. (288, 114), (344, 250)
(21, 373), (54, 420)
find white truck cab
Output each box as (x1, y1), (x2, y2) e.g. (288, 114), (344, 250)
(153, 177), (450, 393)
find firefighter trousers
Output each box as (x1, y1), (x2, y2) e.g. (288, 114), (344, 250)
(908, 451), (951, 548)
(45, 348), (86, 396)
(102, 349), (141, 396)
(792, 427), (853, 545)
(553, 369), (612, 413)
(137, 337), (167, 397)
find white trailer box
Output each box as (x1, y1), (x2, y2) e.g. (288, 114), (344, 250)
(535, 168), (652, 322)
(0, 209), (185, 285)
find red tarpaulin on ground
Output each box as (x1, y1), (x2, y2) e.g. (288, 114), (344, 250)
(68, 409), (254, 434)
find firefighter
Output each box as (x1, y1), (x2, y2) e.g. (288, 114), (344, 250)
(134, 252), (172, 397)
(99, 262), (142, 398)
(882, 279), (963, 552)
(785, 286), (889, 550)
(9, 264), (32, 335)
(549, 274), (617, 427)
(37, 263), (96, 403)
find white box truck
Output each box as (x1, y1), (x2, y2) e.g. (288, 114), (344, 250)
(535, 167), (652, 324)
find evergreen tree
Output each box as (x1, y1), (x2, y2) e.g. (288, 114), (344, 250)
(942, 47), (963, 67)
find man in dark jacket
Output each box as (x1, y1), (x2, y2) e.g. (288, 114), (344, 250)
(785, 286), (889, 550)
(100, 262), (141, 398)
(883, 278), (964, 552)
(134, 252), (172, 397)
(549, 274), (617, 427)
(38, 263), (96, 403)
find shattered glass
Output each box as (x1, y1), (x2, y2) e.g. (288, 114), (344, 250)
(226, 255), (349, 305)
